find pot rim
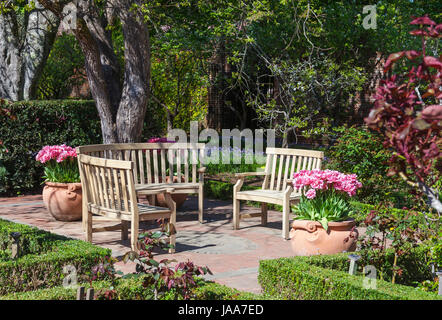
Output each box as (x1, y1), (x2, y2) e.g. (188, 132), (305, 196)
(292, 218), (356, 229)
(44, 182), (82, 188)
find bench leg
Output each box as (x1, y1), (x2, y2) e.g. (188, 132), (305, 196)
(233, 197), (240, 230)
(121, 221), (129, 241)
(131, 217), (139, 252)
(82, 196), (88, 232)
(166, 193), (177, 254)
(261, 203), (268, 226)
(86, 210), (93, 243)
(282, 198), (290, 240)
(198, 185), (204, 223)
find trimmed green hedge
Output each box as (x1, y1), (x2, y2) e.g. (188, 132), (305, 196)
(0, 218), (67, 260)
(258, 251), (440, 300)
(0, 278), (263, 300)
(0, 100), (102, 194)
(0, 219), (111, 295)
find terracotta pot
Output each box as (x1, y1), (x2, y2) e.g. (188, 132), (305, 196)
(154, 176), (188, 209)
(289, 219), (358, 256)
(42, 182), (82, 221)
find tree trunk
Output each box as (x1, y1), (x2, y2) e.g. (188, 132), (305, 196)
(40, 0), (150, 144)
(116, 0), (150, 143)
(0, 1), (59, 100)
(207, 40), (226, 131)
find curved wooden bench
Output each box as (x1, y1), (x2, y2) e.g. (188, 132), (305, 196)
(78, 154), (177, 252)
(76, 143), (206, 223)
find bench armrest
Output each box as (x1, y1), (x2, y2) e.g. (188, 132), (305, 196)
(135, 186), (175, 194)
(234, 171), (267, 178)
(233, 171), (267, 193)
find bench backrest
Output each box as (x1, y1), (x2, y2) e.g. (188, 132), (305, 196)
(262, 147), (324, 192)
(76, 143), (206, 185)
(78, 154), (138, 217)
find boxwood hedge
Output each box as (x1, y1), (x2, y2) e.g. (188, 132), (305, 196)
(258, 252), (440, 300)
(0, 277), (263, 300)
(0, 219), (111, 295)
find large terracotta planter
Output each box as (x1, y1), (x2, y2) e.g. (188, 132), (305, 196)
(42, 182), (82, 221)
(154, 176), (188, 209)
(289, 219), (358, 256)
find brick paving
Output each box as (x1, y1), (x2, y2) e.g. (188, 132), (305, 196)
(0, 194), (340, 294)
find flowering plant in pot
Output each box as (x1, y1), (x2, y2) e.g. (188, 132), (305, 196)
(289, 169), (362, 256)
(36, 144), (82, 221)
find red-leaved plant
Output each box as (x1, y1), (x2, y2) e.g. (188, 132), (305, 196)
(365, 15), (442, 214)
(122, 220), (211, 300)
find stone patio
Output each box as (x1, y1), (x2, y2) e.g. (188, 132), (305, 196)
(0, 194), (360, 294)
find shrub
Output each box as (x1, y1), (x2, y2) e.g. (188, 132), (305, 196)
(0, 100), (102, 194)
(204, 146), (264, 176)
(0, 219), (111, 295)
(258, 252), (440, 300)
(204, 180), (258, 200)
(0, 278), (262, 300)
(0, 219), (66, 259)
(325, 126), (413, 206)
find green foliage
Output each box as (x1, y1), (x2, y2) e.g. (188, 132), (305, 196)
(0, 277), (261, 300)
(122, 226), (213, 300)
(41, 158), (80, 183)
(150, 50), (208, 132)
(204, 148), (264, 176)
(252, 58), (366, 145)
(36, 34), (87, 100)
(0, 219), (65, 260)
(0, 141), (8, 190)
(0, 100), (101, 194)
(204, 179), (258, 200)
(358, 204), (439, 285)
(293, 190), (355, 230)
(0, 219), (111, 295)
(258, 251), (441, 300)
(192, 280), (264, 300)
(429, 243), (442, 267)
(325, 126), (413, 206)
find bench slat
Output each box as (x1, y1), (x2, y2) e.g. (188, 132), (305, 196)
(161, 149), (166, 183)
(153, 149), (159, 184)
(184, 149), (189, 183)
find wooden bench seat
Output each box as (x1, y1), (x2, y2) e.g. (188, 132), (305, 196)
(235, 189), (302, 205)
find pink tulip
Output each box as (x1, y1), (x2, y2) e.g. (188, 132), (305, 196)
(292, 169), (362, 198)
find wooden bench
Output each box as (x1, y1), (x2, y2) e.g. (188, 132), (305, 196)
(233, 147), (324, 239)
(78, 154), (176, 252)
(76, 143), (206, 223)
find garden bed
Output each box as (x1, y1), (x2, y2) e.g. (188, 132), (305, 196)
(0, 277), (262, 300)
(258, 251), (440, 300)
